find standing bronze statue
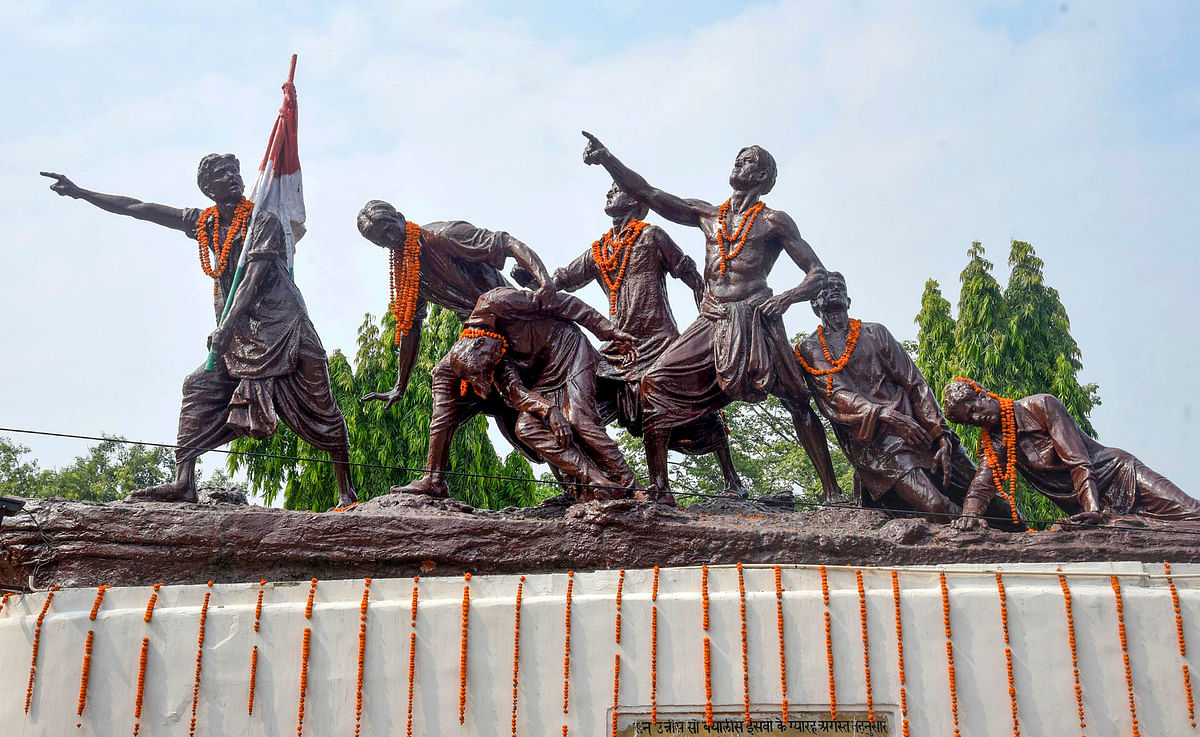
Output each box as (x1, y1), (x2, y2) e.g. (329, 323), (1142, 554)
(796, 274), (1016, 522)
(401, 286), (640, 500)
(42, 157), (357, 506)
(943, 379), (1200, 528)
(551, 183), (749, 497)
(581, 132), (841, 502)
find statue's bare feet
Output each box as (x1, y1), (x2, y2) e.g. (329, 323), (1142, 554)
(389, 476), (450, 499)
(127, 482), (198, 504)
(634, 488), (677, 507)
(336, 487), (359, 509)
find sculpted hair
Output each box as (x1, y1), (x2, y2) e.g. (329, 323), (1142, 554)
(740, 145), (778, 195)
(942, 378), (990, 410)
(196, 153), (240, 199)
(357, 199), (402, 237)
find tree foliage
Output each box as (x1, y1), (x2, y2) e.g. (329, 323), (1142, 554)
(0, 435), (175, 502)
(915, 240), (1100, 523)
(228, 306), (545, 510)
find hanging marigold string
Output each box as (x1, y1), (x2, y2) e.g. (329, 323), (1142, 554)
(736, 563), (751, 725)
(25, 586), (59, 714)
(248, 580), (267, 717)
(196, 198), (254, 298)
(562, 571), (574, 737)
(407, 577), (420, 737)
(1111, 576), (1141, 737)
(651, 566), (660, 724)
(89, 585), (111, 620)
(304, 578), (318, 619)
(615, 569), (626, 643)
(354, 578), (372, 737)
(855, 569), (874, 722)
(592, 219), (648, 314)
(512, 576), (525, 737)
(701, 565), (713, 726)
(820, 566), (837, 720)
(953, 377), (1022, 525)
(144, 583), (164, 623)
(890, 572), (911, 737)
(296, 627), (311, 737)
(76, 630), (95, 726)
(795, 319), (863, 397)
(133, 636), (150, 737)
(715, 199), (766, 275)
(995, 573), (1020, 737)
(389, 221), (424, 344)
(1164, 563), (1197, 728)
(611, 653), (622, 737)
(940, 572), (961, 737)
(189, 582), (213, 737)
(461, 573), (472, 726)
(1056, 571), (1086, 736)
(774, 566), (789, 723)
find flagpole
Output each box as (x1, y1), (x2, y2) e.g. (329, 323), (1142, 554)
(205, 54), (297, 372)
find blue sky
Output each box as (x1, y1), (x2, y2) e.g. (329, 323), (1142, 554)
(1, 1), (1198, 494)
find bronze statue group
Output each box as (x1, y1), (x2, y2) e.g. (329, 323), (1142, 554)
(41, 131), (1200, 531)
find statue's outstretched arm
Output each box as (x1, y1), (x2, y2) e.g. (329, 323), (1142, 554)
(41, 171), (190, 233)
(581, 132), (712, 227)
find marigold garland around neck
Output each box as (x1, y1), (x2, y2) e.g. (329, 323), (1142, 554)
(592, 219), (648, 315)
(196, 197), (254, 298)
(716, 199), (766, 275)
(457, 328), (507, 398)
(795, 318), (862, 396)
(952, 377), (1022, 525)
(389, 221), (423, 345)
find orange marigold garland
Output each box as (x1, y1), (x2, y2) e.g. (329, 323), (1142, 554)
(1112, 576), (1141, 737)
(189, 583), (213, 737)
(611, 653), (622, 737)
(716, 199), (766, 274)
(512, 576), (525, 737)
(562, 571), (574, 737)
(133, 636), (150, 737)
(953, 377), (1022, 525)
(940, 572), (961, 737)
(354, 578), (372, 737)
(701, 565), (713, 726)
(774, 566), (789, 723)
(249, 580), (266, 717)
(296, 627), (312, 737)
(76, 630), (94, 726)
(304, 577), (318, 618)
(795, 319), (863, 397)
(592, 219), (648, 314)
(614, 569), (626, 643)
(389, 221), (424, 344)
(891, 571), (911, 737)
(736, 563), (751, 725)
(25, 586), (59, 714)
(996, 573), (1021, 737)
(196, 197), (254, 299)
(407, 577), (420, 737)
(820, 565), (837, 720)
(144, 583), (164, 623)
(461, 573), (472, 726)
(1057, 571), (1086, 735)
(1165, 563), (1196, 728)
(855, 569), (874, 722)
(651, 566), (660, 724)
(89, 584), (111, 620)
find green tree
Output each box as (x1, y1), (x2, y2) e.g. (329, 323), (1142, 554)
(916, 240), (1101, 524)
(0, 435), (174, 502)
(228, 306), (545, 510)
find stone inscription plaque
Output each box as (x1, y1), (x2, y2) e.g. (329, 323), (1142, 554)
(619, 712), (891, 736)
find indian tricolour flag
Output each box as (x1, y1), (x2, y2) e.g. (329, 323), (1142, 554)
(206, 54), (305, 370)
